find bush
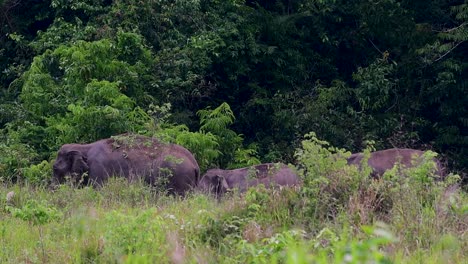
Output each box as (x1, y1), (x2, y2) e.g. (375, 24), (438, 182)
(12, 31), (155, 160)
(294, 132), (373, 223)
(22, 161), (52, 185)
(0, 133), (39, 183)
(227, 223), (395, 264)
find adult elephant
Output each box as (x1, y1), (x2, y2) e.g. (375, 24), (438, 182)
(52, 134), (200, 194)
(347, 148), (445, 179)
(198, 163), (301, 196)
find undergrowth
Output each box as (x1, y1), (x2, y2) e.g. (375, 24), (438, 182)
(0, 134), (466, 263)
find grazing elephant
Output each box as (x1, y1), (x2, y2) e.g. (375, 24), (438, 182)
(347, 148), (445, 179)
(52, 134), (200, 194)
(198, 163), (301, 196)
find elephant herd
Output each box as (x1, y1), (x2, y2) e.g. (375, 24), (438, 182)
(52, 134), (446, 196)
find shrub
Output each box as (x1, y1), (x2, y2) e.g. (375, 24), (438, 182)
(229, 223), (395, 264)
(197, 102), (260, 169)
(22, 160), (52, 185)
(0, 133), (39, 183)
(294, 132), (372, 223)
(6, 199), (61, 225)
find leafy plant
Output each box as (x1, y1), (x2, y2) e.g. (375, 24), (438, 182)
(146, 102), (258, 171)
(295, 132), (372, 223)
(198, 102), (260, 169)
(0, 131), (39, 182)
(6, 199), (60, 225)
(6, 199), (61, 262)
(22, 160), (52, 185)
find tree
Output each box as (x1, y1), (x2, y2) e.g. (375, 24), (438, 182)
(9, 31), (154, 159)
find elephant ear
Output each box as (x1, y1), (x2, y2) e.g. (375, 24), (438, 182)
(213, 175), (229, 195)
(69, 151), (89, 175)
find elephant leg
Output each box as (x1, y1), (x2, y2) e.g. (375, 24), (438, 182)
(88, 163), (109, 187)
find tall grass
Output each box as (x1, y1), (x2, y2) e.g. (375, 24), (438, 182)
(0, 136), (466, 263)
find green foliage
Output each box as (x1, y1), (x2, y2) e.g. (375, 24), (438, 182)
(171, 128), (221, 172)
(198, 102), (236, 134)
(233, 229), (308, 263)
(1, 0), (467, 176)
(103, 209), (167, 259)
(29, 17), (97, 54)
(6, 199), (60, 225)
(147, 102), (258, 171)
(0, 0), (52, 89)
(22, 161), (53, 185)
(7, 31), (155, 161)
(414, 2), (468, 172)
(0, 132), (38, 182)
(230, 223), (395, 264)
(353, 55), (396, 111)
(294, 132), (371, 222)
(293, 132), (466, 260)
(22, 32), (153, 116)
(144, 103), (220, 171)
(45, 80), (150, 145)
(198, 102), (260, 169)
(0, 171), (466, 263)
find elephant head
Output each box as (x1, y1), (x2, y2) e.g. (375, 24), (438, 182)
(52, 144), (89, 185)
(198, 172), (229, 196)
(346, 153), (363, 166)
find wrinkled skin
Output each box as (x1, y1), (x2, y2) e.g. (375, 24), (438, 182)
(347, 148), (445, 179)
(198, 163), (301, 196)
(52, 134), (200, 195)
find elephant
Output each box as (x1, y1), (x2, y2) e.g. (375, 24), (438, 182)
(346, 148), (445, 179)
(52, 134), (200, 194)
(198, 163), (301, 196)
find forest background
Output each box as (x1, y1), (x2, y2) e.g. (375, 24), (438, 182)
(1, 1), (467, 263)
(0, 0), (467, 181)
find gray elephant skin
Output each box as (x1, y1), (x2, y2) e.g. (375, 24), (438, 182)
(198, 163), (301, 196)
(52, 134), (200, 194)
(347, 148), (445, 179)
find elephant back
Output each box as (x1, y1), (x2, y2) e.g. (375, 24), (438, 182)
(107, 134), (200, 193)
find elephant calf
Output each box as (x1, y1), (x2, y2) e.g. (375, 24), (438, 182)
(52, 134), (200, 194)
(347, 148), (445, 179)
(198, 163), (301, 196)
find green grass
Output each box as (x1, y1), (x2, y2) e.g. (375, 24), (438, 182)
(1, 136), (467, 263)
(0, 177), (466, 264)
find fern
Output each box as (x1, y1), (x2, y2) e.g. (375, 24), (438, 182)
(197, 102), (236, 135)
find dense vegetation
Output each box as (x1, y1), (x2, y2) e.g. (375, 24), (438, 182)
(1, 137), (466, 263)
(1, 0), (467, 177)
(0, 0), (467, 263)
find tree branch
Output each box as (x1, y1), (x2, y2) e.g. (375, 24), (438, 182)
(432, 22), (467, 33)
(434, 41), (465, 62)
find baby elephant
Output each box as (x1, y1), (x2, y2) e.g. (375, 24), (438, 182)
(198, 163), (301, 196)
(347, 148), (445, 179)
